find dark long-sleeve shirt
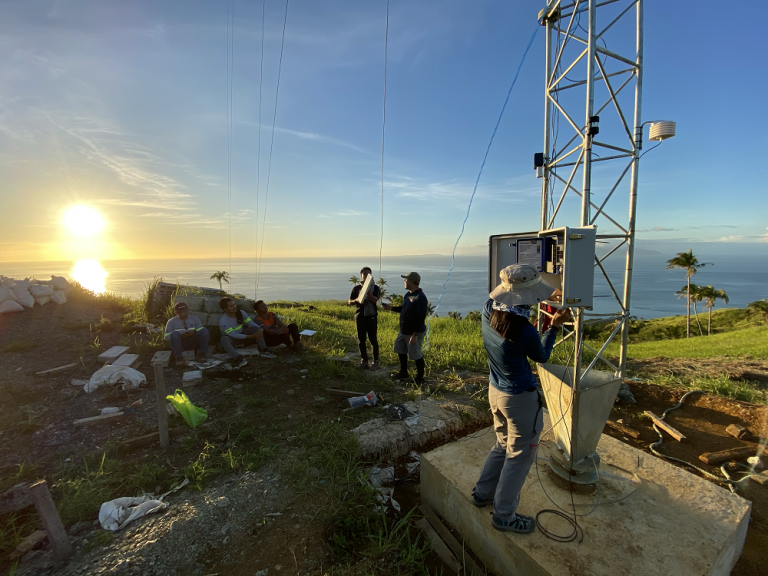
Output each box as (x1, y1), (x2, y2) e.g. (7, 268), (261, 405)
(391, 288), (428, 335)
(481, 299), (557, 394)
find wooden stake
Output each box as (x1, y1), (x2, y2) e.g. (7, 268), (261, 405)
(28, 480), (72, 562)
(644, 411), (686, 442)
(153, 362), (169, 449)
(120, 425), (189, 452)
(73, 412), (124, 427)
(36, 363), (78, 376)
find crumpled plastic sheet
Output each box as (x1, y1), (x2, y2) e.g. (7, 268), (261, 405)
(99, 496), (166, 532)
(369, 466), (400, 512)
(84, 366), (147, 393)
(99, 478), (189, 531)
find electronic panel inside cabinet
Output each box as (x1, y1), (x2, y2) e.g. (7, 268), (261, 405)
(489, 226), (596, 308)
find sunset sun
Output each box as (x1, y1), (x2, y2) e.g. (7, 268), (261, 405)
(63, 205), (106, 237)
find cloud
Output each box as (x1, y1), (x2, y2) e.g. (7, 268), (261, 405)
(688, 224), (738, 229)
(244, 124), (367, 154)
(139, 209), (254, 230)
(331, 210), (368, 217)
(637, 226), (677, 232)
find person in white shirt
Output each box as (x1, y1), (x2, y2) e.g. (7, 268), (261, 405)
(164, 302), (209, 366)
(218, 297), (276, 367)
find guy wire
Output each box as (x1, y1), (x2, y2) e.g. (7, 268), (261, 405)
(378, 0), (389, 281)
(256, 0), (289, 297)
(425, 22), (541, 349)
(255, 0), (265, 298)
(227, 0), (235, 286)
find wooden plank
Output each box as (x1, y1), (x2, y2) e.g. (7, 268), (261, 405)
(98, 346), (130, 362)
(326, 388), (364, 397)
(29, 481), (72, 562)
(151, 350), (172, 368)
(120, 425), (189, 452)
(9, 529), (47, 561)
(699, 446), (756, 465)
(419, 504), (484, 576)
(112, 354), (140, 368)
(415, 518), (460, 573)
(35, 363), (77, 377)
(606, 418), (641, 439)
(73, 412), (124, 427)
(154, 362), (169, 448)
(644, 411), (686, 442)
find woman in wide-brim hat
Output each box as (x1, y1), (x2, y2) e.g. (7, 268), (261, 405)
(471, 263), (570, 534)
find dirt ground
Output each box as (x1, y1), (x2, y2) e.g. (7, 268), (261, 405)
(626, 356), (768, 385)
(1, 299), (767, 575)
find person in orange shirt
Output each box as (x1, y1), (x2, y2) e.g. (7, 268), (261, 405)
(254, 300), (301, 351)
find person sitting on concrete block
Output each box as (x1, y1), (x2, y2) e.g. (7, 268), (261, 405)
(164, 302), (210, 366)
(255, 300), (301, 351)
(218, 297), (277, 367)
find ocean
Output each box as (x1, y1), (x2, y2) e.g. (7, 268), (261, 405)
(1, 253), (766, 320)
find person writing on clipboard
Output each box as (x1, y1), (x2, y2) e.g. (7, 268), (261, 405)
(348, 267), (380, 370)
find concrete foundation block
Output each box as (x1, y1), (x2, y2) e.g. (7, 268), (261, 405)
(111, 354), (140, 368)
(421, 415), (751, 576)
(98, 346), (130, 362)
(172, 296), (204, 311)
(236, 299), (256, 313)
(181, 351), (195, 361)
(151, 351), (171, 368)
(182, 370), (203, 387)
(204, 297), (222, 313)
(205, 313), (222, 327)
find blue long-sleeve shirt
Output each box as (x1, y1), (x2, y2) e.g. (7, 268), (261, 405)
(481, 299), (558, 394)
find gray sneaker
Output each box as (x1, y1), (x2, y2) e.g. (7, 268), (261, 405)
(261, 351), (277, 359)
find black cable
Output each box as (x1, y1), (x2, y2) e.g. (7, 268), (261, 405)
(639, 141), (662, 158)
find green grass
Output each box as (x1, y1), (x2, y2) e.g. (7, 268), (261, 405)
(585, 307), (759, 343)
(1, 338), (36, 353)
(602, 325), (768, 359)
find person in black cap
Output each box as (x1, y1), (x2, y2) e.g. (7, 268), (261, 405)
(347, 266), (380, 369)
(382, 271), (428, 384)
(163, 302), (210, 366)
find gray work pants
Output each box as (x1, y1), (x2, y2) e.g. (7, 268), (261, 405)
(220, 324), (266, 359)
(473, 385), (543, 522)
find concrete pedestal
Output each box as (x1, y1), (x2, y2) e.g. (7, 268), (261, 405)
(421, 417), (751, 576)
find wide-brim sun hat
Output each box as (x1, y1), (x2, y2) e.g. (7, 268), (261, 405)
(489, 264), (555, 306)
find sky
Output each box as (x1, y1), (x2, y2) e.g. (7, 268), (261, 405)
(0, 0), (766, 263)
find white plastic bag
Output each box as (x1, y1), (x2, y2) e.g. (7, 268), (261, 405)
(0, 301), (24, 314)
(50, 291), (67, 305)
(29, 285), (54, 298)
(85, 366), (147, 393)
(35, 296), (51, 306)
(11, 286), (34, 308)
(0, 287), (16, 304)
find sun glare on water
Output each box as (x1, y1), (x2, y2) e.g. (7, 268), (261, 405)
(72, 259), (108, 294)
(63, 205), (106, 237)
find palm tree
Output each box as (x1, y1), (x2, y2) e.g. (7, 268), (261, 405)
(427, 301), (436, 317)
(376, 277), (388, 301)
(348, 275), (360, 286)
(666, 250), (711, 338)
(448, 311), (462, 320)
(209, 271), (230, 291)
(675, 283), (704, 336)
(748, 300), (768, 324)
(388, 293), (404, 307)
(698, 286), (729, 335)
(465, 310), (482, 322)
